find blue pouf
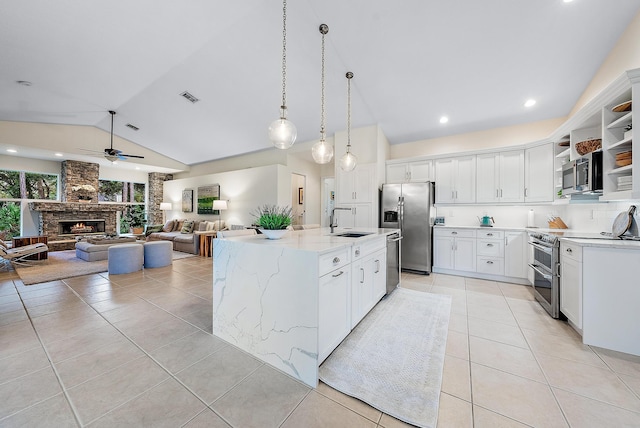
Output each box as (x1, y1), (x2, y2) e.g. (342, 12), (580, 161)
(143, 240), (173, 268)
(108, 243), (144, 275)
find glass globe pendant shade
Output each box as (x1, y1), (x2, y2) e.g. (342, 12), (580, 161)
(340, 151), (357, 172)
(311, 139), (334, 164)
(268, 116), (297, 150)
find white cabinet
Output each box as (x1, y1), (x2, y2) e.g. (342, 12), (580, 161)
(435, 156), (476, 204)
(476, 230), (504, 276)
(337, 163), (374, 204)
(433, 228), (476, 272)
(318, 265), (352, 363)
(476, 151), (524, 203)
(525, 143), (554, 202)
(560, 241), (582, 331)
(386, 160), (433, 183)
(504, 231), (527, 279)
(334, 204), (372, 228)
(350, 238), (387, 328)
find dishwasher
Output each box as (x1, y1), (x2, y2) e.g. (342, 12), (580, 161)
(386, 232), (402, 294)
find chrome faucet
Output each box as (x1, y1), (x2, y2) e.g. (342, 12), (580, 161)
(330, 207), (352, 233)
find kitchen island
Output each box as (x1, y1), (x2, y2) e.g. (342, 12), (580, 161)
(212, 227), (398, 387)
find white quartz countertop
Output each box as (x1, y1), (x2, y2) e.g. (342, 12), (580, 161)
(560, 237), (640, 250)
(434, 225), (526, 231)
(216, 227), (399, 255)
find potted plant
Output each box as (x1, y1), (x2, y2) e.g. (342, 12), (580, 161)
(122, 205), (147, 235)
(251, 204), (292, 239)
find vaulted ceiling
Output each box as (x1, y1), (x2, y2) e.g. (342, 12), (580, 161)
(1, 1), (639, 171)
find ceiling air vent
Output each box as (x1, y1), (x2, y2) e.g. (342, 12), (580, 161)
(180, 91), (200, 104)
(125, 123), (139, 131)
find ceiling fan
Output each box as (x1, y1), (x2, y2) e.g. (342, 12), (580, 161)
(102, 110), (144, 162)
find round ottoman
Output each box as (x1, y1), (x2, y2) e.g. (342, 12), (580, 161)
(143, 240), (173, 268)
(108, 243), (144, 275)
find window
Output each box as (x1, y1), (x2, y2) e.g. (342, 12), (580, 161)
(98, 180), (145, 203)
(0, 169), (58, 200)
(0, 201), (21, 239)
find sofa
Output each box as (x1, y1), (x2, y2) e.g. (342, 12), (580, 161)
(75, 236), (139, 261)
(145, 219), (227, 254)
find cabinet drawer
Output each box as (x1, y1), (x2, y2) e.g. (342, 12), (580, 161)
(433, 228), (475, 238)
(476, 239), (503, 257)
(560, 241), (582, 262)
(476, 229), (504, 239)
(352, 236), (386, 260)
(476, 256), (504, 275)
(319, 248), (351, 277)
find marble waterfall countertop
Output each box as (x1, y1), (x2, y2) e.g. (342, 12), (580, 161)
(212, 227), (398, 387)
(215, 227), (399, 253)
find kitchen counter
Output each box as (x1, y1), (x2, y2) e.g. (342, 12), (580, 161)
(434, 225), (526, 231)
(560, 237), (640, 250)
(212, 227), (398, 387)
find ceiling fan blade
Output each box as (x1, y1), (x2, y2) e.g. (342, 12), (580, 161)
(118, 154), (145, 159)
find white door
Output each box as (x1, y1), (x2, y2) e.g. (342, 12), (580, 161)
(386, 163), (408, 183)
(291, 173), (305, 226)
(408, 160), (432, 182)
(319, 267), (352, 363)
(504, 231), (527, 278)
(433, 235), (455, 269)
(454, 237), (476, 272)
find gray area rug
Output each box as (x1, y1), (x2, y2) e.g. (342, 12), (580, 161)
(16, 250), (196, 285)
(319, 288), (452, 428)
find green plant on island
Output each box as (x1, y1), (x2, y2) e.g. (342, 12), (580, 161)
(252, 205), (292, 230)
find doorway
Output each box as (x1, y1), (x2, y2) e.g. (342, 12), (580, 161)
(291, 173), (305, 226)
(321, 177), (335, 227)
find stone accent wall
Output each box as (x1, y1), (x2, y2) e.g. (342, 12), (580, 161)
(61, 160), (100, 202)
(29, 202), (130, 242)
(148, 172), (173, 224)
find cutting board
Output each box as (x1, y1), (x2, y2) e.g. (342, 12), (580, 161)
(612, 206), (637, 237)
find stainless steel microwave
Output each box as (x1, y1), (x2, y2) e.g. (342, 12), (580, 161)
(562, 151), (603, 195)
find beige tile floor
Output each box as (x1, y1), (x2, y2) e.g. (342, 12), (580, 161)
(2, 256), (640, 427)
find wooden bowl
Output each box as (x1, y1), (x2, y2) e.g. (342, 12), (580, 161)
(575, 139), (602, 155)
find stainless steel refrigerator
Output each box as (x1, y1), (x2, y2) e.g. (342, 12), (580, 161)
(380, 182), (435, 273)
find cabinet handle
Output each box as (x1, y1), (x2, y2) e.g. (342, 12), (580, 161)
(487, 233), (493, 236)
(332, 257), (340, 264)
(486, 243), (494, 247)
(451, 191), (455, 199)
(375, 260), (380, 273)
(496, 189), (499, 198)
(524, 188), (528, 197)
(332, 270), (344, 278)
(451, 231), (458, 235)
(500, 189), (503, 197)
(360, 267), (365, 283)
(566, 248), (573, 254)
(486, 261), (494, 264)
(455, 190), (458, 199)
(355, 249), (361, 256)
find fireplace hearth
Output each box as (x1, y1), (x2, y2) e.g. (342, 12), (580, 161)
(58, 219), (106, 236)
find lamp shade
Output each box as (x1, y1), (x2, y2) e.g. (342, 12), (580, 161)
(212, 200), (228, 210)
(159, 202), (172, 211)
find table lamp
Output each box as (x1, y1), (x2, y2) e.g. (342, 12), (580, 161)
(212, 200), (228, 228)
(160, 202), (172, 224)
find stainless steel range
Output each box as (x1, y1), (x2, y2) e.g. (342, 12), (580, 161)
(527, 231), (560, 318)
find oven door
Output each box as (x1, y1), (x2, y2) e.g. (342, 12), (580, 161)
(528, 241), (560, 318)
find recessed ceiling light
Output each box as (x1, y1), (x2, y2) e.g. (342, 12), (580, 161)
(563, 0), (573, 3)
(16, 80), (32, 86)
(524, 99), (537, 107)
(54, 153), (63, 157)
(7, 149), (17, 153)
(135, 167), (140, 170)
(439, 116), (449, 124)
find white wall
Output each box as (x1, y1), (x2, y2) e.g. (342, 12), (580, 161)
(162, 164), (287, 227)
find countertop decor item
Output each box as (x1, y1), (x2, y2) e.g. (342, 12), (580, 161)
(575, 138), (602, 155)
(252, 204), (292, 239)
(548, 215), (568, 229)
(612, 205), (636, 237)
(612, 100), (632, 112)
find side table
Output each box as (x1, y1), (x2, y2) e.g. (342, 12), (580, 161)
(12, 236), (49, 260)
(194, 230), (217, 257)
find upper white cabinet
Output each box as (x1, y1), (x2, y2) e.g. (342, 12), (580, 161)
(524, 143), (554, 203)
(337, 163), (375, 204)
(435, 155), (476, 204)
(386, 160), (433, 183)
(476, 150), (524, 203)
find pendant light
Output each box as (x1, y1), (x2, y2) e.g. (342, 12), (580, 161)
(312, 24), (334, 164)
(268, 0), (297, 150)
(339, 72), (357, 171)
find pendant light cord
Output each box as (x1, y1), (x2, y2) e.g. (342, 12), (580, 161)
(346, 72), (353, 153)
(320, 24), (327, 140)
(280, 0), (288, 112)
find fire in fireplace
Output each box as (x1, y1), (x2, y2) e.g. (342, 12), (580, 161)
(58, 219), (106, 236)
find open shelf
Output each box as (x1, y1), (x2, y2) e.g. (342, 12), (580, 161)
(608, 164), (633, 175)
(555, 148), (570, 158)
(607, 112), (632, 129)
(600, 190), (633, 201)
(608, 136), (633, 150)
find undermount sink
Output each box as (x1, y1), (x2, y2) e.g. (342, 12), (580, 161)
(334, 232), (372, 238)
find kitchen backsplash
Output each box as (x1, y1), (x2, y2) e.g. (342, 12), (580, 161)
(437, 200), (640, 232)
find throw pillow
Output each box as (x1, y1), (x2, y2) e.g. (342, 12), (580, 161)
(181, 220), (195, 234)
(175, 220), (185, 232)
(145, 224), (163, 236)
(205, 221), (215, 231)
(162, 220), (175, 232)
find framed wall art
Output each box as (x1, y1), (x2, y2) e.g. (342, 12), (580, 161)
(197, 184), (220, 215)
(182, 189), (193, 212)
